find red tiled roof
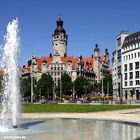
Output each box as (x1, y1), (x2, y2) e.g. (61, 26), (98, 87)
(34, 56), (94, 71)
(0, 70), (4, 77)
(83, 58), (93, 69)
(108, 68), (112, 75)
(36, 57), (53, 71)
(21, 55), (97, 73)
(100, 55), (105, 63)
(60, 56), (79, 69)
(20, 67), (30, 74)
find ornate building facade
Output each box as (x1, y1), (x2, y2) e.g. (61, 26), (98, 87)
(21, 17), (110, 86)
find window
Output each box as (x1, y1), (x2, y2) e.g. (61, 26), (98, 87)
(58, 67), (59, 70)
(129, 63), (133, 71)
(135, 71), (139, 79)
(124, 64), (127, 71)
(123, 56), (125, 61)
(118, 57), (121, 62)
(61, 67), (63, 70)
(131, 54), (133, 59)
(138, 52), (140, 57)
(117, 37), (121, 46)
(130, 81), (133, 86)
(54, 67), (56, 70)
(136, 80), (140, 85)
(135, 53), (136, 58)
(118, 66), (121, 74)
(117, 50), (121, 56)
(135, 62), (139, 69)
(51, 66), (53, 70)
(129, 72), (133, 79)
(125, 82), (127, 86)
(124, 73), (127, 80)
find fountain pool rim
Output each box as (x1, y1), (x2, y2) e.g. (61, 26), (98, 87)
(22, 117), (140, 127)
(0, 118), (140, 131)
(0, 116), (139, 140)
(0, 117), (139, 140)
(21, 109), (140, 127)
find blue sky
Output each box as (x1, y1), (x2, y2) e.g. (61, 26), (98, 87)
(0, 0), (140, 66)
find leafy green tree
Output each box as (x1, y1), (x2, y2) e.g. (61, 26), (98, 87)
(103, 75), (113, 95)
(74, 77), (88, 98)
(86, 83), (94, 94)
(0, 77), (3, 93)
(93, 82), (101, 93)
(61, 73), (73, 96)
(36, 74), (54, 99)
(20, 76), (31, 99)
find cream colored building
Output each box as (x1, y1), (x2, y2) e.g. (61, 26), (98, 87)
(21, 17), (110, 86)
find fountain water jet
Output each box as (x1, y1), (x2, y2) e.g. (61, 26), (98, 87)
(0, 18), (20, 130)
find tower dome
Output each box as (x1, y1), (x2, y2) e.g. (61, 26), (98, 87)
(94, 44), (100, 52)
(54, 17), (66, 34)
(52, 17), (68, 57)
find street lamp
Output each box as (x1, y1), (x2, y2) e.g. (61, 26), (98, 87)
(60, 78), (62, 101)
(101, 69), (104, 97)
(120, 73), (123, 104)
(107, 81), (109, 96)
(31, 56), (34, 103)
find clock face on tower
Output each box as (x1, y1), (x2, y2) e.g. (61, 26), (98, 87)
(54, 50), (58, 55)
(60, 40), (64, 44)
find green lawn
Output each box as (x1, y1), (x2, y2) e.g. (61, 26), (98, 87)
(22, 104), (140, 113)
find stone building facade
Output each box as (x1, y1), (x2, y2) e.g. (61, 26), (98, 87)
(21, 17), (110, 86)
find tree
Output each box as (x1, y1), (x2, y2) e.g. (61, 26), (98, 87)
(0, 77), (3, 102)
(0, 77), (3, 93)
(86, 82), (94, 95)
(61, 73), (73, 96)
(103, 75), (113, 95)
(20, 76), (31, 100)
(74, 76), (88, 98)
(36, 74), (54, 99)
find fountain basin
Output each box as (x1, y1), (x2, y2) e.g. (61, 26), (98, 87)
(0, 118), (139, 140)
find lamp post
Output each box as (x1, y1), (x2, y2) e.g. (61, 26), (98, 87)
(73, 84), (75, 99)
(101, 68), (105, 104)
(107, 81), (109, 96)
(60, 78), (62, 101)
(31, 56), (34, 103)
(101, 69), (104, 97)
(120, 73), (123, 104)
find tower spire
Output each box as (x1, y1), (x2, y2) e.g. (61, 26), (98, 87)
(52, 18), (68, 57)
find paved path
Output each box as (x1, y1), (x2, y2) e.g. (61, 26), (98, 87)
(22, 108), (140, 124)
